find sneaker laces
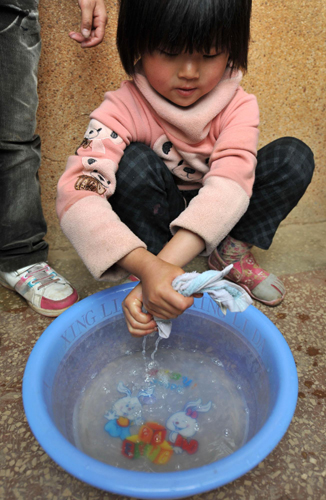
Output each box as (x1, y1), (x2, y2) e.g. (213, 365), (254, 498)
(25, 264), (61, 290)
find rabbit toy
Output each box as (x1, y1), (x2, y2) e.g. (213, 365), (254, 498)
(104, 382), (155, 440)
(166, 399), (212, 454)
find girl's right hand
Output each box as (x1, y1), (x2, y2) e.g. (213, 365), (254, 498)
(122, 258), (193, 336)
(122, 282), (158, 337)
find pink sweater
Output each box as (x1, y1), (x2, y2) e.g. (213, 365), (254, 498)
(56, 66), (259, 281)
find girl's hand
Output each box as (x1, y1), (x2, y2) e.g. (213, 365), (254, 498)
(122, 283), (158, 337)
(138, 258), (194, 320)
(119, 242), (203, 337)
(122, 259), (194, 337)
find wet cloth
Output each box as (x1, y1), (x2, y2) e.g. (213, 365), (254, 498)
(155, 265), (252, 339)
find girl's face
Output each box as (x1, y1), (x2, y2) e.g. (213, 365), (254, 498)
(141, 48), (229, 107)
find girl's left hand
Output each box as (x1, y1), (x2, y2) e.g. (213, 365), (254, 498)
(122, 283), (158, 337)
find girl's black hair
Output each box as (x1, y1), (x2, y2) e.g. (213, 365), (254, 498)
(117, 0), (252, 75)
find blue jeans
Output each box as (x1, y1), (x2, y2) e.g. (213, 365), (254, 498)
(0, 0), (48, 272)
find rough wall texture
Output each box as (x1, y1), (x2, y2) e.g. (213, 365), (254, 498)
(36, 0), (326, 250)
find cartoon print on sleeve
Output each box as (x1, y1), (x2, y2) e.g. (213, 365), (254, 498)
(171, 152), (209, 182)
(153, 135), (183, 169)
(153, 135), (208, 182)
(74, 157), (118, 197)
(76, 118), (123, 154)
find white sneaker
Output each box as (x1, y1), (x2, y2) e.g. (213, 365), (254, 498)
(0, 262), (78, 317)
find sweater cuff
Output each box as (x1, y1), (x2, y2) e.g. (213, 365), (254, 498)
(60, 196), (146, 281)
(170, 176), (249, 256)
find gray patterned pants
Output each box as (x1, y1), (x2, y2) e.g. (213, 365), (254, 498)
(110, 138), (314, 254)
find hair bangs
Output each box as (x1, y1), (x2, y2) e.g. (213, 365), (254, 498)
(117, 0), (251, 75)
(150, 2), (228, 54)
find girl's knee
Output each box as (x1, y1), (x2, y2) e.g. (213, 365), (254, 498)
(118, 142), (173, 185)
(276, 138), (314, 197)
(263, 137), (314, 184)
(116, 142), (161, 188)
(121, 142), (161, 172)
(256, 137), (314, 197)
(276, 137), (314, 173)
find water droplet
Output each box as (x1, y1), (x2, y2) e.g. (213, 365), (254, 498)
(224, 428), (229, 437)
(237, 384), (242, 390)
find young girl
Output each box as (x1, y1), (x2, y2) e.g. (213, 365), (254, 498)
(56, 0), (314, 336)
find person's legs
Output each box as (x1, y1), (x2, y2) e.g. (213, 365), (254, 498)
(0, 2), (78, 316)
(0, 2), (48, 271)
(209, 137), (314, 305)
(110, 142), (188, 255)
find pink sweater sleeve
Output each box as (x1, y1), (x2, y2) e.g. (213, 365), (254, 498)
(56, 85), (150, 281)
(170, 88), (259, 255)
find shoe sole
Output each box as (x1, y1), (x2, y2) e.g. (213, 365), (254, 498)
(0, 278), (79, 317)
(232, 280), (285, 307)
(28, 300), (79, 317)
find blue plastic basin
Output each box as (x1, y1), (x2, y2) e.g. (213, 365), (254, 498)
(23, 283), (297, 499)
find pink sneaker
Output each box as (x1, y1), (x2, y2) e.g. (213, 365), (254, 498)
(208, 238), (285, 307)
(0, 262), (78, 317)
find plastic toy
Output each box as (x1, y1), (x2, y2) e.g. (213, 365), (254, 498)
(104, 382), (155, 440)
(166, 399), (212, 454)
(122, 422), (173, 465)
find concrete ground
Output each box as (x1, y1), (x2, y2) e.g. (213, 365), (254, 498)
(1, 222), (326, 500)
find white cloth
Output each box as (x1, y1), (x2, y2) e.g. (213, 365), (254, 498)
(155, 265), (252, 339)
